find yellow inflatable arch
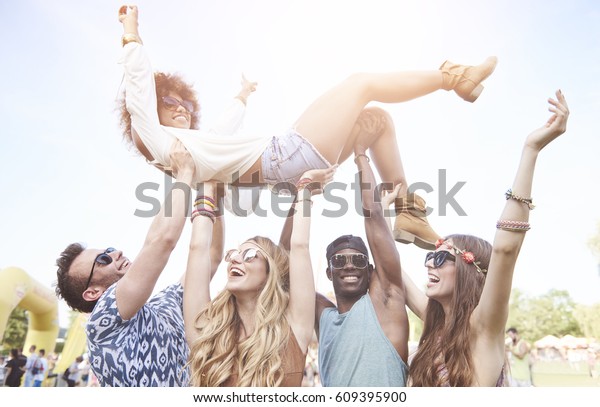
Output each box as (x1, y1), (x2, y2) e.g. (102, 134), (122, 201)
(0, 266), (59, 355)
(54, 313), (88, 376)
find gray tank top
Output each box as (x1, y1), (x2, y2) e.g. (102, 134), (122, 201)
(318, 294), (408, 386)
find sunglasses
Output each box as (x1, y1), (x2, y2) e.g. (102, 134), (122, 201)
(161, 96), (195, 113)
(424, 251), (456, 268)
(225, 248), (262, 263)
(85, 247), (116, 289)
(329, 253), (368, 269)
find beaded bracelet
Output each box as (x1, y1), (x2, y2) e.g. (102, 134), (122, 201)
(496, 219), (531, 232)
(354, 154), (370, 164)
(191, 209), (216, 224)
(194, 199), (216, 209)
(505, 189), (535, 210)
(195, 211), (216, 224)
(191, 206), (215, 215)
(195, 195), (216, 206)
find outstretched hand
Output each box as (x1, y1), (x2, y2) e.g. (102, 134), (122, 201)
(236, 74), (258, 105)
(525, 90), (569, 152)
(298, 165), (338, 196)
(241, 74), (257, 94)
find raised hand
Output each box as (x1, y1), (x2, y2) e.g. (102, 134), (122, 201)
(119, 6), (141, 39)
(298, 165), (338, 196)
(236, 74), (258, 105)
(525, 90), (569, 152)
(241, 74), (257, 94)
(118, 5), (138, 25)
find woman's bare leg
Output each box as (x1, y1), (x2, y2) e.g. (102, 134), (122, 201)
(294, 56), (497, 166)
(295, 71), (443, 165)
(341, 106), (441, 249)
(339, 107), (408, 193)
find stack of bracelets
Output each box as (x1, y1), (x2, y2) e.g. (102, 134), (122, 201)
(496, 189), (533, 232)
(191, 195), (216, 223)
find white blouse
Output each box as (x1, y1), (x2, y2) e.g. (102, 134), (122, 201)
(120, 42), (271, 185)
(120, 42), (267, 214)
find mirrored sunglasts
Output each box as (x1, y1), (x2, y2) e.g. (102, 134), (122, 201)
(161, 96), (194, 113)
(329, 253), (368, 269)
(225, 248), (261, 263)
(85, 247), (116, 289)
(424, 250), (456, 268)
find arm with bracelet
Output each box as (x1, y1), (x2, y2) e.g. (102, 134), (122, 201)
(353, 150), (409, 364)
(472, 90), (570, 384)
(409, 91), (570, 387)
(183, 183), (218, 346)
(287, 167), (335, 354)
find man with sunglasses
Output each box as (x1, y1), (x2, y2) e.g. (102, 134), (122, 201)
(314, 150), (410, 387)
(54, 141), (223, 386)
(278, 149), (409, 386)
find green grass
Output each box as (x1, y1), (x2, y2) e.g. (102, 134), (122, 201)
(531, 361), (600, 387)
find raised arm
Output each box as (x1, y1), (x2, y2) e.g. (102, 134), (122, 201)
(381, 185), (428, 320)
(354, 150), (409, 361)
(210, 74), (257, 136)
(279, 172), (337, 338)
(115, 140), (194, 320)
(235, 74), (257, 106)
(475, 90), (569, 336)
(118, 5), (171, 164)
(287, 167), (336, 353)
(354, 151), (405, 299)
(183, 183), (218, 346)
(210, 203), (225, 277)
(178, 193), (224, 286)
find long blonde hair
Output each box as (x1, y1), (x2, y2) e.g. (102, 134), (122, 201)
(187, 236), (291, 386)
(409, 234), (492, 386)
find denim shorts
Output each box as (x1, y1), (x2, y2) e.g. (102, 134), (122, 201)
(261, 129), (331, 193)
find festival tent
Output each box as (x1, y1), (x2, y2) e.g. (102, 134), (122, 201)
(560, 334), (588, 349)
(534, 335), (561, 348)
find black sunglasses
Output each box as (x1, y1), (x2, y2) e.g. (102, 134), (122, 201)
(85, 247), (116, 289)
(225, 248), (262, 263)
(161, 96), (194, 113)
(424, 251), (456, 268)
(330, 253), (368, 269)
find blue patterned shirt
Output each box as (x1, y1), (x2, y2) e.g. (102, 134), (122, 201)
(86, 283), (189, 386)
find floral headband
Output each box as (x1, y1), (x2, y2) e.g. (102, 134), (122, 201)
(435, 239), (487, 274)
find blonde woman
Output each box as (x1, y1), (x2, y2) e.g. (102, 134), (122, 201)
(183, 168), (333, 386)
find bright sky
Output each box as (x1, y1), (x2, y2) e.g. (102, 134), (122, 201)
(1, 0), (599, 333)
